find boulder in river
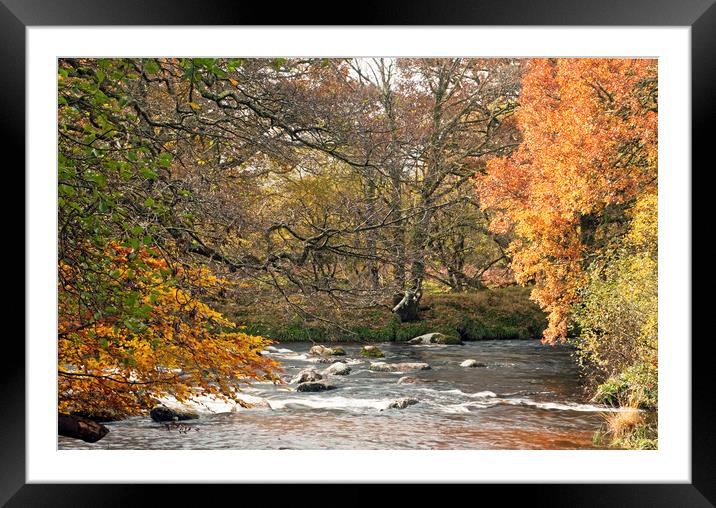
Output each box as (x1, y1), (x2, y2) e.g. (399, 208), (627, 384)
(460, 359), (487, 368)
(387, 397), (419, 409)
(233, 392), (273, 409)
(360, 345), (384, 358)
(245, 399), (272, 409)
(59, 413), (109, 442)
(407, 332), (462, 345)
(290, 368), (323, 384)
(369, 361), (431, 373)
(296, 381), (336, 392)
(309, 345), (327, 356)
(150, 405), (199, 422)
(313, 357), (344, 364)
(322, 362), (351, 376)
(309, 345), (346, 357)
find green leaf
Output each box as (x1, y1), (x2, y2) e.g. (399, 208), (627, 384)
(86, 171), (107, 188)
(144, 59), (160, 74)
(58, 184), (76, 197)
(157, 153), (172, 167)
(140, 167), (157, 180)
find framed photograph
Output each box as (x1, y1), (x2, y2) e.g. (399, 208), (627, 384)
(7, 0), (710, 504)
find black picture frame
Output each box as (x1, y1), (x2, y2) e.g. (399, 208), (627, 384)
(4, 0), (710, 504)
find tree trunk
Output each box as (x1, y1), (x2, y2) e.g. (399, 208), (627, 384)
(376, 61), (406, 293)
(392, 289), (421, 322)
(391, 170), (406, 291)
(408, 192), (436, 301)
(364, 170), (380, 290)
(58, 413), (109, 443)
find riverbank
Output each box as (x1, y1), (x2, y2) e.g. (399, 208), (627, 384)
(228, 286), (547, 344)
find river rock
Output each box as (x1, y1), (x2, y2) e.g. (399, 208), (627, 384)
(369, 362), (431, 372)
(460, 359), (487, 368)
(360, 345), (384, 358)
(313, 356), (345, 364)
(234, 393), (273, 409)
(59, 413), (109, 443)
(322, 362), (351, 376)
(290, 368), (323, 384)
(246, 399), (272, 409)
(397, 376), (419, 384)
(309, 345), (346, 357)
(387, 397), (419, 409)
(309, 345), (327, 356)
(149, 405), (199, 422)
(407, 332), (462, 345)
(296, 381), (336, 392)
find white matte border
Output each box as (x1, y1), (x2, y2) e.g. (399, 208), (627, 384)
(27, 27), (691, 483)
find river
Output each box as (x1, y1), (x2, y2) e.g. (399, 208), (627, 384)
(58, 340), (620, 450)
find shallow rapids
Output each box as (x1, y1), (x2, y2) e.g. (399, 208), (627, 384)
(59, 340), (618, 450)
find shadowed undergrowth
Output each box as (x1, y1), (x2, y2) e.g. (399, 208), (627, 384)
(228, 286), (547, 343)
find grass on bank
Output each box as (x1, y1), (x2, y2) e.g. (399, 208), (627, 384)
(228, 286), (547, 343)
(593, 409), (658, 450)
(590, 364), (658, 450)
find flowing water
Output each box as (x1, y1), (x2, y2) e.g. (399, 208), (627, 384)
(58, 340), (621, 450)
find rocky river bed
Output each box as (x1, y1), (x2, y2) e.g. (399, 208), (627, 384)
(58, 340), (624, 450)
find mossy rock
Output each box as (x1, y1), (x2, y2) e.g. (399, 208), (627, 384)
(309, 344), (346, 356)
(360, 345), (384, 358)
(436, 334), (462, 345)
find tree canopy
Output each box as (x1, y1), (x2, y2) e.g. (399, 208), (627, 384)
(476, 58), (657, 343)
(58, 57), (658, 428)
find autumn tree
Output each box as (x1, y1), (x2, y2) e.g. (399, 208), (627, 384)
(476, 58), (657, 343)
(58, 245), (279, 417)
(159, 57), (522, 324)
(58, 58), (280, 418)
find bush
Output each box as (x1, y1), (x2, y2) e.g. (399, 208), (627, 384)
(572, 192), (658, 406)
(571, 193), (658, 449)
(593, 364), (658, 410)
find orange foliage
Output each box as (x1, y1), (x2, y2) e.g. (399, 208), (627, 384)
(476, 58), (657, 343)
(58, 243), (280, 416)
